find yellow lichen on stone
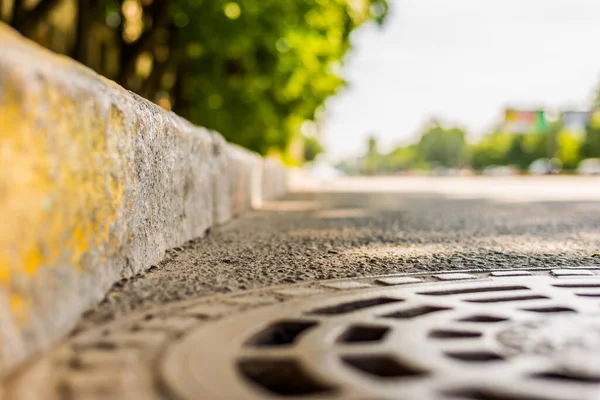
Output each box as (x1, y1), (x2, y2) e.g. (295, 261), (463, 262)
(0, 24), (278, 377)
(0, 24), (131, 322)
(8, 294), (29, 325)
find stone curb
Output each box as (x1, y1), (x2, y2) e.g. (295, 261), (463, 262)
(0, 24), (286, 376)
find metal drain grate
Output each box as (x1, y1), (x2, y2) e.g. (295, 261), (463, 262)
(3, 268), (600, 400)
(162, 269), (600, 400)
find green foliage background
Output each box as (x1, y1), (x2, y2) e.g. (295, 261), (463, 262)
(175, 0), (385, 156)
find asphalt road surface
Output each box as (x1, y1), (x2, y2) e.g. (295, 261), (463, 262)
(85, 175), (600, 326)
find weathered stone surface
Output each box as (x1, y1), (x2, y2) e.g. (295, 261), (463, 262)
(261, 158), (288, 201)
(0, 24), (286, 376)
(210, 132), (234, 225)
(227, 144), (263, 216)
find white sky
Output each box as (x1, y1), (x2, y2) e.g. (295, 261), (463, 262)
(322, 0), (600, 159)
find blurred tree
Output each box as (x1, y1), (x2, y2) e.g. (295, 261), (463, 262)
(7, 0), (64, 36)
(470, 129), (550, 171)
(355, 122), (469, 175)
(556, 130), (583, 170)
(366, 135), (379, 156)
(383, 145), (417, 171)
(416, 122), (469, 168)
(581, 109), (600, 159)
(303, 134), (324, 162)
(520, 132), (547, 167)
(361, 135), (382, 174)
(470, 132), (514, 170)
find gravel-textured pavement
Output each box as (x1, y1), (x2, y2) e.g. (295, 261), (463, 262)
(85, 176), (600, 325)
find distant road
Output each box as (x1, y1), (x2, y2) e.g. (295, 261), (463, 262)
(290, 174), (600, 202)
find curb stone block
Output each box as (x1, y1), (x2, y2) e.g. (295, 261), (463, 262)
(262, 158), (288, 201)
(0, 23), (286, 376)
(210, 132), (233, 225)
(227, 144), (263, 216)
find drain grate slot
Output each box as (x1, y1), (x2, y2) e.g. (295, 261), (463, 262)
(576, 292), (600, 297)
(445, 351), (504, 362)
(520, 306), (576, 313)
(309, 297), (403, 315)
(464, 295), (548, 303)
(553, 283), (600, 288)
(382, 305), (451, 319)
(458, 315), (509, 323)
(419, 286), (529, 296)
(238, 358), (337, 396)
(341, 355), (428, 378)
(338, 325), (390, 344)
(445, 388), (550, 400)
(429, 329), (482, 339)
(245, 320), (318, 347)
(532, 372), (600, 384)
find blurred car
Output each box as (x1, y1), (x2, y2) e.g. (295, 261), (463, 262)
(529, 158), (561, 175)
(577, 158), (600, 175)
(481, 165), (519, 176)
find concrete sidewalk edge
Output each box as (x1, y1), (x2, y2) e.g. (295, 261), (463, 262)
(0, 23), (286, 376)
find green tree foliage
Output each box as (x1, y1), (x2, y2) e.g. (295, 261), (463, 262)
(175, 0), (388, 155)
(512, 132), (547, 169)
(303, 134), (324, 162)
(415, 121), (469, 168)
(362, 135), (381, 175)
(355, 121), (585, 174)
(470, 132), (514, 170)
(357, 123), (469, 174)
(556, 130), (583, 170)
(471, 130), (552, 171)
(384, 145), (417, 171)
(581, 110), (600, 159)
(2, 0), (388, 158)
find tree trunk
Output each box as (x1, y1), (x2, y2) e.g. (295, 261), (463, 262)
(117, 0), (169, 90)
(13, 0), (63, 37)
(139, 23), (180, 100)
(9, 0), (25, 26)
(1, 0), (8, 23)
(171, 63), (191, 120)
(71, 0), (93, 64)
(140, 59), (169, 100)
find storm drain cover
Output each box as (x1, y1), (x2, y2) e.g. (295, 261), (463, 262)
(4, 268), (600, 400)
